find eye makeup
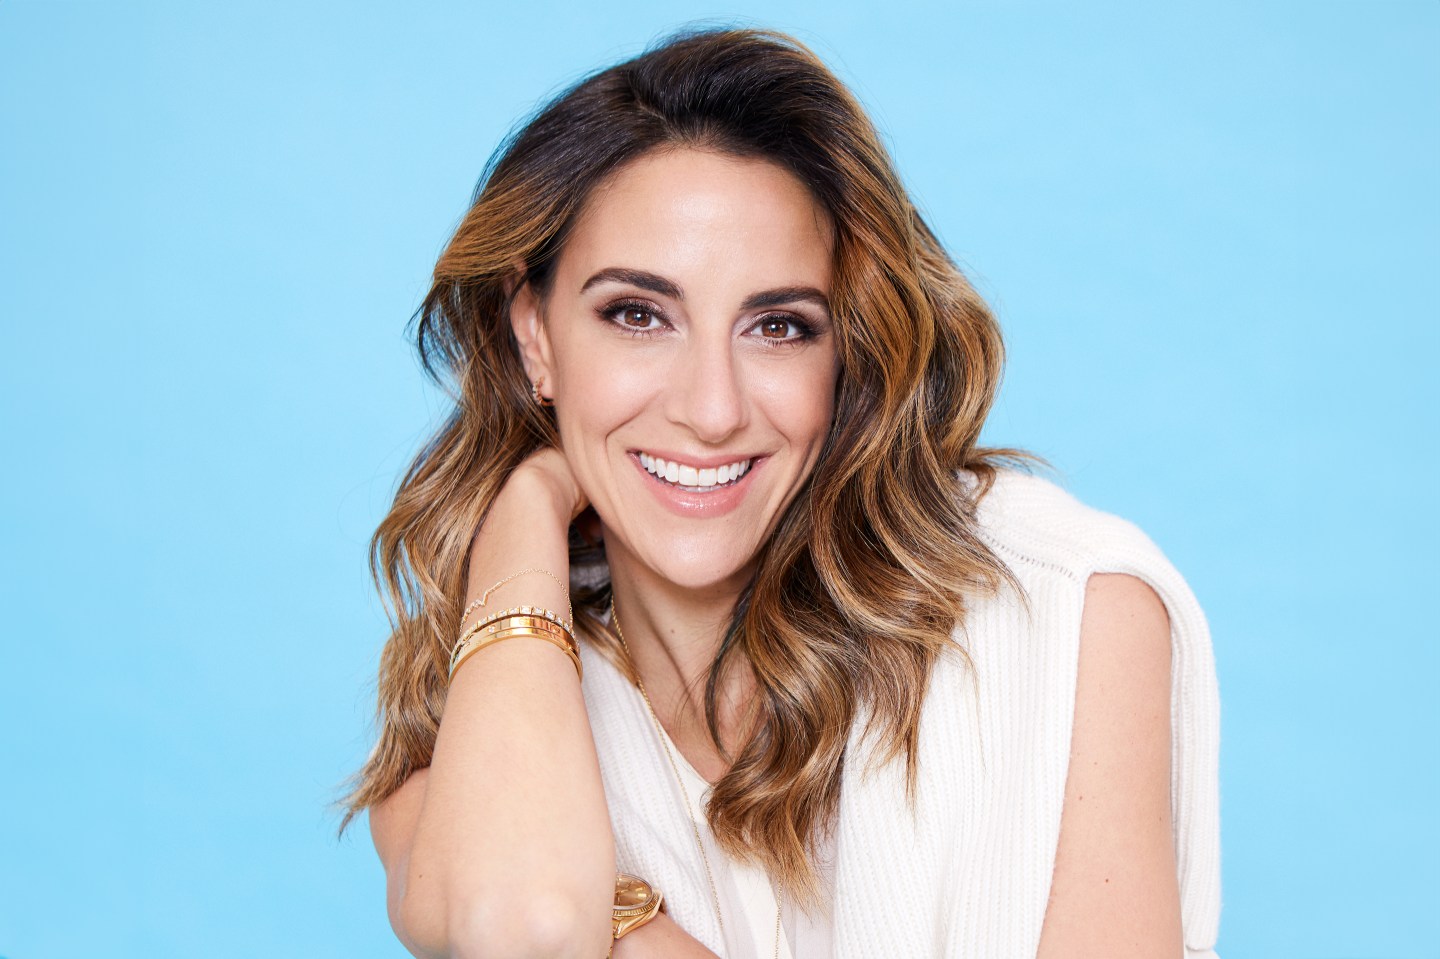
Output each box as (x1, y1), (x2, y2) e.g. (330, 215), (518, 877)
(595, 298), (824, 348)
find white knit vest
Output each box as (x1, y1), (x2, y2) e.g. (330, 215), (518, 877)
(578, 467), (1223, 958)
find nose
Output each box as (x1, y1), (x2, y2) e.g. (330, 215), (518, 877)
(663, 328), (748, 444)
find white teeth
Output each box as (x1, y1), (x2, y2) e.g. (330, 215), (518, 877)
(638, 453), (753, 490)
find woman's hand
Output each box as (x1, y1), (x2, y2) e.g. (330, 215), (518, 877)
(509, 445), (590, 524)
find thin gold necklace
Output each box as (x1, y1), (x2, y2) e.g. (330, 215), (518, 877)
(609, 597), (784, 959)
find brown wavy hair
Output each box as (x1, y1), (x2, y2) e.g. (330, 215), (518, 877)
(339, 25), (1047, 910)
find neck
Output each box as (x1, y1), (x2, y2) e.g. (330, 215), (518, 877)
(604, 536), (759, 744)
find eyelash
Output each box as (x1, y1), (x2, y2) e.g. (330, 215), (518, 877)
(598, 299), (819, 347)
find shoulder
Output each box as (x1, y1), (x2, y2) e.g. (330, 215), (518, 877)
(962, 466), (1176, 586)
(943, 466), (1206, 691)
(959, 466), (1209, 637)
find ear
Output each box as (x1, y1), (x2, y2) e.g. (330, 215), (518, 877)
(506, 265), (557, 399)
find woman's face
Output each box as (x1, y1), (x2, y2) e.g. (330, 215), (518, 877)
(512, 147), (840, 593)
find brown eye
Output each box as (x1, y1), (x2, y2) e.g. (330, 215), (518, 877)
(602, 302), (665, 333)
(747, 314), (817, 348)
(622, 307), (655, 328)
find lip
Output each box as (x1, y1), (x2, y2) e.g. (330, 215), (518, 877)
(628, 451), (766, 518)
(629, 447), (763, 471)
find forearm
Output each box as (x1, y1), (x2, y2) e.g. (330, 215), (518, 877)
(395, 471), (615, 958)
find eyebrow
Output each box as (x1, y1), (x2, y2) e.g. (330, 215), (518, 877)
(580, 267), (681, 300)
(579, 267), (830, 313)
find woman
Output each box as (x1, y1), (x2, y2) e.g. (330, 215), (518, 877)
(341, 26), (1222, 959)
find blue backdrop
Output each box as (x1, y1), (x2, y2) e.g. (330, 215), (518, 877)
(2, 2), (1435, 957)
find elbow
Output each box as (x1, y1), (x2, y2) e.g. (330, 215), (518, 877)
(395, 887), (612, 959)
(388, 883), (449, 959)
(448, 892), (613, 959)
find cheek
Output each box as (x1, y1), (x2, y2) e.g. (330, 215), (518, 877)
(755, 356), (839, 443)
(551, 312), (653, 397)
(550, 336), (653, 457)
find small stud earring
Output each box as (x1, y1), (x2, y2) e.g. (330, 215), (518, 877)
(531, 377), (555, 407)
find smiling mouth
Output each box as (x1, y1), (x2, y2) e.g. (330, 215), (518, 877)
(634, 451), (756, 493)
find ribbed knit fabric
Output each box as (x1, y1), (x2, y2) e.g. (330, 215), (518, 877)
(579, 467), (1223, 958)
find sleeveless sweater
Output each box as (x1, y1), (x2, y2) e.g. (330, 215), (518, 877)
(577, 467), (1223, 957)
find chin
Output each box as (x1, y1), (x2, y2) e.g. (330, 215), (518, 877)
(593, 484), (772, 591)
(654, 564), (748, 593)
(642, 542), (757, 592)
(601, 521), (758, 593)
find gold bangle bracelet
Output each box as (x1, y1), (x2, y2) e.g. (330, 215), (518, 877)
(457, 630), (580, 682)
(449, 609), (580, 680)
(450, 627), (580, 683)
(449, 625), (582, 684)
(468, 613), (576, 638)
(455, 606), (574, 650)
(451, 617), (577, 661)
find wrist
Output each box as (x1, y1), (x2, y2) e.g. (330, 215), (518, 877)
(612, 911), (717, 959)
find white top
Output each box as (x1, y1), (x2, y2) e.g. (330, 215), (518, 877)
(653, 717), (835, 959)
(580, 467), (1223, 958)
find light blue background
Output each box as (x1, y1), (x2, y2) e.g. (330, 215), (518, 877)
(2, 2), (1435, 957)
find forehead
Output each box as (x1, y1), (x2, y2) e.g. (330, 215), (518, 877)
(557, 148), (835, 293)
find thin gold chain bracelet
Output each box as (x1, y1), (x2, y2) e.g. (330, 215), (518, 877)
(459, 568), (574, 632)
